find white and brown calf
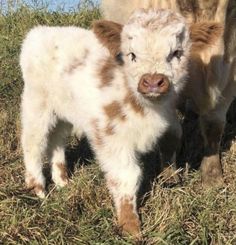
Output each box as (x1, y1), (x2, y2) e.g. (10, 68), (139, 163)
(101, 0), (236, 187)
(20, 9), (190, 236)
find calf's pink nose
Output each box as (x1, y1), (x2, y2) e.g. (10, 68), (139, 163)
(138, 73), (170, 94)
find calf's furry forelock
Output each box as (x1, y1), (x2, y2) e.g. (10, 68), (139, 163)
(127, 8), (184, 29)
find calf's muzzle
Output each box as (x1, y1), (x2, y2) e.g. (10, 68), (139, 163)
(138, 73), (170, 95)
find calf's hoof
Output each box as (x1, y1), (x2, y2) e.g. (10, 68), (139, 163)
(25, 173), (46, 198)
(118, 218), (142, 241)
(118, 199), (142, 239)
(52, 162), (69, 188)
(200, 155), (224, 188)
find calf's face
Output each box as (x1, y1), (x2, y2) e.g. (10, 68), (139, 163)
(121, 9), (191, 98)
(93, 9), (190, 99)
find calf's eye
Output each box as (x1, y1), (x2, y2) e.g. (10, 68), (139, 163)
(172, 49), (183, 59)
(167, 49), (183, 62)
(115, 52), (124, 65)
(128, 52), (137, 62)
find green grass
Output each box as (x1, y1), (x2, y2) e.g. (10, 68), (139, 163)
(1, 2), (236, 244)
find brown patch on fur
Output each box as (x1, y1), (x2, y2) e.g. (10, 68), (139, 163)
(118, 197), (141, 236)
(91, 119), (103, 146)
(56, 163), (69, 182)
(104, 101), (126, 121)
(92, 20), (123, 57)
(124, 90), (144, 116)
(105, 123), (114, 135)
(65, 50), (89, 74)
(190, 22), (224, 52)
(26, 175), (44, 195)
(99, 57), (116, 88)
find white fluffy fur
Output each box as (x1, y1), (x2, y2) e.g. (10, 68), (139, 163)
(20, 9), (190, 234)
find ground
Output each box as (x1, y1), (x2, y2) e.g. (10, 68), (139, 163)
(0, 2), (236, 244)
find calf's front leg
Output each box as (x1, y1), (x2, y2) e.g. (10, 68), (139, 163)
(96, 146), (142, 237)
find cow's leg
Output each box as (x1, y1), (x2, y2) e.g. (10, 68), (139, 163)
(47, 120), (72, 188)
(159, 116), (182, 183)
(200, 112), (225, 187)
(96, 145), (142, 237)
(200, 61), (236, 187)
(21, 92), (56, 198)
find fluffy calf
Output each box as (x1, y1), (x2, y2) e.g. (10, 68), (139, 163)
(101, 0), (236, 187)
(20, 9), (190, 236)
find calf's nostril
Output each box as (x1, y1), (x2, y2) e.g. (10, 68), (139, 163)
(143, 79), (150, 87)
(157, 79), (165, 87)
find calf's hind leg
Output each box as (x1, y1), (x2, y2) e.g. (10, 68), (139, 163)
(21, 93), (56, 198)
(47, 120), (72, 188)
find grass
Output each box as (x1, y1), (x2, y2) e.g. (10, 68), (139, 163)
(1, 1), (236, 244)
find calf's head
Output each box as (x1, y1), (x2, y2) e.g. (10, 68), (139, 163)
(93, 9), (191, 99)
(121, 9), (190, 99)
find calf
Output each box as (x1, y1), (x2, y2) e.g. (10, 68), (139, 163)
(20, 9), (190, 236)
(101, 0), (236, 187)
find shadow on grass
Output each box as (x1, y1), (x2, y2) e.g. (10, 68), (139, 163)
(66, 136), (95, 173)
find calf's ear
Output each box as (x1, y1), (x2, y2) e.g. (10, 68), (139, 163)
(190, 22), (224, 52)
(92, 20), (123, 57)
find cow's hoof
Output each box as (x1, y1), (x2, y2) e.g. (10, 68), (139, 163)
(200, 155), (224, 188)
